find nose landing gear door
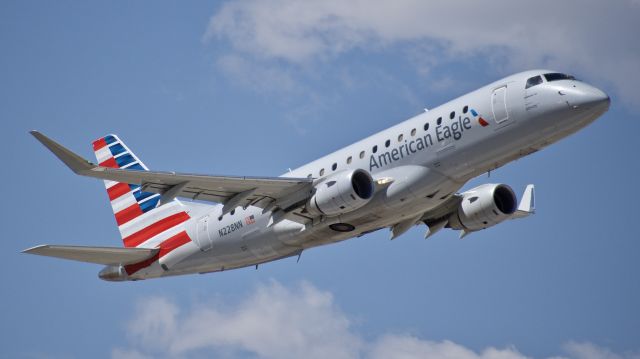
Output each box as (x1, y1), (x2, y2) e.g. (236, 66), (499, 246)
(195, 215), (213, 251)
(491, 86), (510, 124)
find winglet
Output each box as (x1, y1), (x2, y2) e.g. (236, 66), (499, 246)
(512, 184), (535, 219)
(30, 131), (95, 174)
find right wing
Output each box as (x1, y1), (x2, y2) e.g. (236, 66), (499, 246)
(31, 131), (314, 216)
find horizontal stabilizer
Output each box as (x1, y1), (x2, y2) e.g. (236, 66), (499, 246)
(22, 245), (158, 265)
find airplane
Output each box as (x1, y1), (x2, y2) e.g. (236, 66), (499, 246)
(24, 70), (610, 281)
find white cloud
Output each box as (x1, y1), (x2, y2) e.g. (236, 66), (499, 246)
(113, 281), (638, 359)
(205, 0), (640, 104)
(563, 341), (640, 359)
(115, 281), (361, 359)
(369, 335), (531, 359)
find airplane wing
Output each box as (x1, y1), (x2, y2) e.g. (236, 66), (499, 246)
(23, 245), (159, 265)
(31, 131), (314, 215)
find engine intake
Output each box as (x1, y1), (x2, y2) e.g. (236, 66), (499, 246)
(307, 169), (374, 217)
(448, 183), (517, 231)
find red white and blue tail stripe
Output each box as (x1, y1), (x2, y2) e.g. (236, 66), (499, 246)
(91, 135), (197, 277)
(92, 135), (163, 237)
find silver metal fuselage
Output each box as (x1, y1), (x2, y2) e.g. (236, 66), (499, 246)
(121, 70), (610, 280)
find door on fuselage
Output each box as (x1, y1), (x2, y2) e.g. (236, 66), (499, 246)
(491, 86), (509, 124)
(195, 215), (213, 251)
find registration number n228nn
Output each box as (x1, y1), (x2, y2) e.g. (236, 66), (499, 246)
(218, 220), (243, 237)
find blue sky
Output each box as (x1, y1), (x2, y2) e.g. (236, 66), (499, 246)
(1, 1), (639, 358)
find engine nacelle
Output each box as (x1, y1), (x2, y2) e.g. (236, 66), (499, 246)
(307, 169), (375, 217)
(448, 183), (517, 231)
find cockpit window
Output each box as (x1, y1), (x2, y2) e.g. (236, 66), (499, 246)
(544, 73), (576, 82)
(525, 75), (543, 89)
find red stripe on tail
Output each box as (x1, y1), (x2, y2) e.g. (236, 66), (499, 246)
(100, 157), (118, 168)
(124, 231), (192, 275)
(107, 183), (131, 201)
(115, 204), (144, 226)
(124, 254), (157, 275)
(93, 138), (108, 151)
(158, 231), (192, 258)
(123, 212), (190, 248)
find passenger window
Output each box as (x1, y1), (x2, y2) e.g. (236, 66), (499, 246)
(526, 75), (543, 88)
(332, 163), (337, 171)
(385, 139), (390, 147)
(463, 106), (468, 114)
(398, 134), (403, 142)
(411, 128), (416, 136)
(437, 117), (442, 125)
(449, 111), (455, 119)
(319, 168), (325, 176)
(372, 145), (378, 153)
(359, 150), (365, 159)
(346, 156), (352, 164)
(423, 123), (429, 131)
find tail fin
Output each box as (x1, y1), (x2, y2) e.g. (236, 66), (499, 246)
(92, 134), (190, 248)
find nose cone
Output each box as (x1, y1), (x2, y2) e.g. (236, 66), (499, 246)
(571, 84), (610, 112)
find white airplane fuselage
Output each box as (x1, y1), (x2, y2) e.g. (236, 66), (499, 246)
(92, 70), (609, 280)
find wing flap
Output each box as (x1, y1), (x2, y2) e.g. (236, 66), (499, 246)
(23, 245), (159, 265)
(419, 195), (463, 225)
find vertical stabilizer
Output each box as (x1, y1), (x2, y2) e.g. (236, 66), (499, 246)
(91, 135), (191, 251)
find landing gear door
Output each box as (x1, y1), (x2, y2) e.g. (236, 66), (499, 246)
(195, 215), (213, 251)
(491, 86), (509, 124)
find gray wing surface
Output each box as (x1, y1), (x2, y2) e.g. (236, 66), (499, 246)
(23, 245), (159, 265)
(419, 195), (463, 226)
(31, 131), (314, 212)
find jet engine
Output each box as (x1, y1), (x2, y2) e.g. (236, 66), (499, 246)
(448, 183), (517, 231)
(306, 169), (375, 217)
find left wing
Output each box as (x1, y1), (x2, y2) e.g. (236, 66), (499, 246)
(31, 131), (314, 216)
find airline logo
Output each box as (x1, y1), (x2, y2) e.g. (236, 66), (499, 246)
(470, 109), (490, 127)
